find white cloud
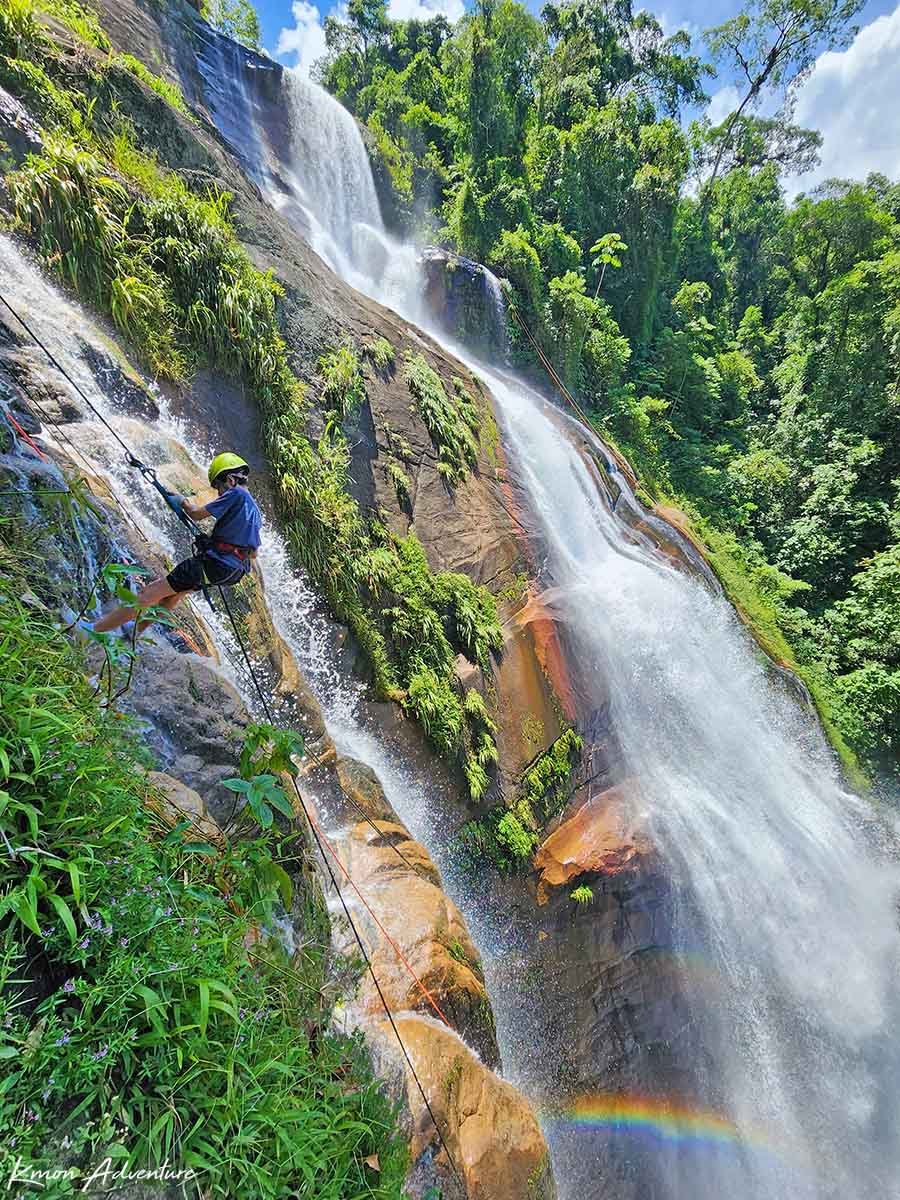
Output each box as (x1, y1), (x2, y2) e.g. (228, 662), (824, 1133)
(273, 0), (465, 76)
(705, 83), (739, 126)
(788, 4), (900, 197)
(386, 0), (464, 20)
(657, 10), (701, 43)
(275, 1), (328, 76)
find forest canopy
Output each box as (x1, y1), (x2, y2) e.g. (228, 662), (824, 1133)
(316, 0), (900, 781)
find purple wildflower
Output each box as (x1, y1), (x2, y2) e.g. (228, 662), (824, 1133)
(92, 1046), (108, 1061)
(119, 937), (128, 948)
(55, 1032), (70, 1046)
(63, 979), (75, 995)
(41, 927), (55, 939)
(78, 937), (90, 951)
(25, 1109), (37, 1123)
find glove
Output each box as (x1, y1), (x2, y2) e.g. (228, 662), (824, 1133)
(165, 491), (186, 515)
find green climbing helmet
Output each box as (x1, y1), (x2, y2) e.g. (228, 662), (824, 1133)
(208, 452), (249, 486)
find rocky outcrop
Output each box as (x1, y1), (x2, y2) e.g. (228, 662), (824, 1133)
(421, 247), (509, 360)
(0, 85), (42, 164)
(367, 1015), (555, 1200)
(533, 780), (650, 904)
(332, 812), (500, 1069)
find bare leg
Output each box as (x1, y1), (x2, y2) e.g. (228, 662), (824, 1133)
(93, 576), (180, 633)
(137, 591), (186, 633)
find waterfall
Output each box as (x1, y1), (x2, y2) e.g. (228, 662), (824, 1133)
(266, 72), (423, 321)
(239, 68), (900, 1200)
(475, 362), (900, 1200)
(81, 39), (900, 1200)
(482, 264), (511, 361)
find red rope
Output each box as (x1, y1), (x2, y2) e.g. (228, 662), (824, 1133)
(301, 799), (456, 1030)
(6, 410), (49, 462)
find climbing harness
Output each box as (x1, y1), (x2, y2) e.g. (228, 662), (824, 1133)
(0, 286), (466, 1190)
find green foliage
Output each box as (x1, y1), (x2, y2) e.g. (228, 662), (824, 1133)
(495, 810), (537, 861)
(113, 53), (191, 117)
(0, 0), (40, 55)
(589, 232), (628, 296)
(0, 588), (405, 1196)
(366, 334), (396, 371)
(570, 884), (594, 904)
(201, 0), (261, 49)
(319, 342), (366, 420)
(385, 456), (411, 503)
(41, 0), (110, 49)
(404, 352), (479, 484)
(520, 728), (583, 824)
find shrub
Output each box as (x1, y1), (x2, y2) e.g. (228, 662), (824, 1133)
(366, 335), (396, 371)
(570, 884), (594, 904)
(495, 811), (537, 861)
(404, 352), (479, 485)
(0, 589), (406, 1196)
(319, 343), (366, 420)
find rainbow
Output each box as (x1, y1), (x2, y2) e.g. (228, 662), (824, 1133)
(546, 1093), (763, 1150)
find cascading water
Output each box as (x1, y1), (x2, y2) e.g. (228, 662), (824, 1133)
(264, 72), (423, 320)
(210, 55), (900, 1200)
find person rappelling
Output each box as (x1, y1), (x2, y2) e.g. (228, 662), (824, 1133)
(89, 452), (261, 635)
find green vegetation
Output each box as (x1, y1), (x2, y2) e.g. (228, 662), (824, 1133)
(520, 729), (583, 824)
(366, 334), (396, 371)
(113, 52), (191, 118)
(319, 342), (366, 420)
(0, 580), (405, 1195)
(318, 0), (900, 783)
(0, 1), (504, 796)
(385, 455), (412, 503)
(200, 0), (260, 50)
(570, 884), (594, 905)
(404, 352), (480, 484)
(457, 728), (582, 872)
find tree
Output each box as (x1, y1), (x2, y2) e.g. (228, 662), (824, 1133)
(691, 110), (821, 179)
(702, 0), (863, 199)
(202, 0), (261, 49)
(589, 232), (627, 296)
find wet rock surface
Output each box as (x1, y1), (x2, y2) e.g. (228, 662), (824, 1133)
(366, 1015), (556, 1200)
(421, 246), (509, 360)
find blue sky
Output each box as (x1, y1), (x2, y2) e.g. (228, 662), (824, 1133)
(254, 0), (895, 51)
(258, 0), (900, 194)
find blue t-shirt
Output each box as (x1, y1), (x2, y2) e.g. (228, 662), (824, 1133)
(204, 486), (262, 569)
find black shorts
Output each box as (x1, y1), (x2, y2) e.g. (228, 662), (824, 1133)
(167, 553), (247, 594)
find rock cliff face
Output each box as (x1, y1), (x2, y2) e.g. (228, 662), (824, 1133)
(0, 4), (732, 1194)
(0, 263), (555, 1199)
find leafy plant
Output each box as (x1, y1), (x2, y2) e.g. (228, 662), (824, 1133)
(319, 342), (366, 420)
(222, 773), (294, 830)
(570, 884), (594, 904)
(366, 335), (396, 371)
(520, 729), (583, 824)
(589, 232), (628, 297)
(113, 53), (191, 117)
(0, 586), (406, 1196)
(405, 352), (479, 485)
